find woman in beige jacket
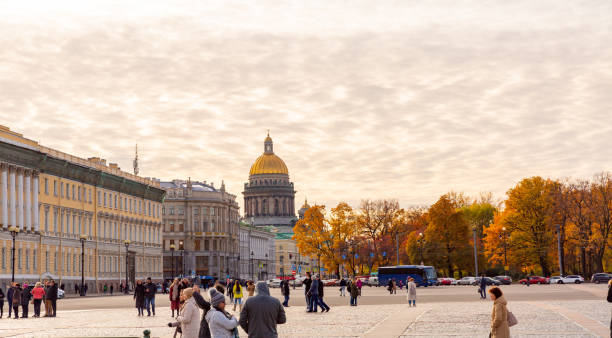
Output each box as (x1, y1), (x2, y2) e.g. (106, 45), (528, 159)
(488, 287), (510, 338)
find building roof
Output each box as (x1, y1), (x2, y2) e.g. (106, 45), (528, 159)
(160, 180), (216, 192)
(249, 134), (289, 175)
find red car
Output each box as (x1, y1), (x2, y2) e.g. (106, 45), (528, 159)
(437, 278), (451, 285)
(519, 276), (548, 285)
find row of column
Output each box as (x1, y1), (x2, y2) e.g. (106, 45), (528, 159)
(245, 196), (295, 217)
(1, 162), (39, 232)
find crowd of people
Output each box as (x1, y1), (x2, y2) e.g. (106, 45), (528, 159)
(0, 280), (59, 319)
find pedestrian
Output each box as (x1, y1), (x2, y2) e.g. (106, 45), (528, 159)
(191, 285), (212, 338)
(316, 276), (330, 312)
(247, 281), (255, 298)
(232, 279), (243, 312)
(170, 288), (200, 338)
(11, 283), (21, 319)
(239, 281), (286, 338)
(75, 283), (79, 295)
(406, 278), (417, 307)
(205, 288), (238, 338)
(607, 280), (612, 337)
(339, 278), (347, 297)
(392, 279), (397, 294)
(170, 278), (181, 318)
(84, 283), (88, 295)
(281, 279), (290, 307)
(31, 282), (46, 317)
(226, 279), (234, 303)
(356, 278), (363, 296)
(303, 272), (312, 311)
(20, 283), (31, 318)
(134, 279), (146, 316)
(7, 283), (14, 318)
(47, 280), (58, 317)
(110, 284), (114, 295)
(349, 278), (358, 306)
(104, 283), (108, 294)
(143, 277), (157, 316)
(0, 285), (4, 318)
(480, 275), (487, 299)
(488, 287), (510, 338)
(387, 279), (393, 294)
(306, 274), (319, 312)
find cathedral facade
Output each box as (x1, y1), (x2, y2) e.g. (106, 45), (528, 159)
(243, 134), (296, 233)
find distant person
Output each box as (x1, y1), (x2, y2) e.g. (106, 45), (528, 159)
(489, 287), (510, 338)
(239, 281), (286, 338)
(232, 279), (243, 312)
(281, 279), (290, 307)
(480, 275), (487, 299)
(134, 280), (146, 316)
(227, 279), (234, 303)
(206, 288), (238, 338)
(47, 280), (58, 317)
(11, 283), (21, 318)
(607, 280), (612, 336)
(20, 283), (31, 318)
(247, 281), (255, 298)
(356, 278), (363, 296)
(349, 278), (359, 306)
(406, 278), (417, 307)
(0, 285), (5, 318)
(170, 278), (181, 318)
(110, 284), (114, 295)
(306, 275), (320, 312)
(31, 282), (46, 317)
(316, 276), (330, 312)
(387, 279), (393, 294)
(103, 283), (108, 294)
(191, 285), (212, 338)
(339, 278), (347, 297)
(75, 283), (79, 295)
(7, 283), (13, 318)
(303, 272), (313, 311)
(144, 277), (157, 316)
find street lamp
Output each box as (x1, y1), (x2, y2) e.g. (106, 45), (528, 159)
(265, 253), (269, 280)
(124, 240), (130, 294)
(170, 244), (176, 280)
(80, 235), (87, 296)
(9, 226), (18, 282)
(250, 251), (254, 280)
(472, 225), (479, 277)
(417, 232), (425, 265)
(499, 227), (508, 275)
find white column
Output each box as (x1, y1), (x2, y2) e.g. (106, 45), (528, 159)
(33, 172), (39, 232)
(17, 168), (24, 230)
(1, 164), (7, 228)
(9, 166), (16, 227)
(25, 171), (31, 231)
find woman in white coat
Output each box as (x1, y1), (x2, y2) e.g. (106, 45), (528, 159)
(406, 278), (417, 307)
(176, 288), (201, 338)
(205, 289), (239, 338)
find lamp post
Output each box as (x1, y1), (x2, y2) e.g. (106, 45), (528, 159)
(556, 224), (563, 276)
(250, 251), (254, 280)
(170, 244), (176, 280)
(417, 232), (425, 265)
(9, 226), (18, 282)
(124, 240), (130, 294)
(80, 235), (87, 296)
(499, 227), (508, 275)
(472, 225), (479, 277)
(265, 253), (269, 280)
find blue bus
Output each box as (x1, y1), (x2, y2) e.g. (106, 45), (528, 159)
(377, 265), (437, 287)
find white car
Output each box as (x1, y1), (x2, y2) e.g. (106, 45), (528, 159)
(447, 278), (458, 285)
(457, 277), (477, 285)
(57, 289), (65, 299)
(367, 276), (379, 286)
(267, 279), (282, 288)
(549, 275), (584, 284)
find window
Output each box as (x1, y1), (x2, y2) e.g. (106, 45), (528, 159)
(202, 207), (207, 215)
(44, 209), (49, 232)
(195, 240), (201, 251)
(72, 184), (75, 200)
(114, 195), (117, 209)
(88, 218), (92, 237)
(162, 206), (165, 215)
(148, 202), (151, 216)
(194, 208), (199, 215)
(179, 240), (184, 250)
(104, 192), (107, 207)
(178, 207), (184, 215)
(130, 199), (133, 213)
(88, 189), (92, 203)
(98, 191), (101, 206)
(139, 201), (142, 214)
(210, 207), (215, 215)
(60, 182), (64, 197)
(33, 249), (36, 271)
(1, 247), (5, 269)
(78, 186), (81, 201)
(53, 180), (57, 196)
(18, 248), (22, 268)
(44, 178), (48, 194)
(45, 251), (49, 272)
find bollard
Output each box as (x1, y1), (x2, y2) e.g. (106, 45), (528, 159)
(143, 329), (151, 338)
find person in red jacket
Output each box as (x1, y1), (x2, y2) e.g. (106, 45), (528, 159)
(31, 282), (46, 318)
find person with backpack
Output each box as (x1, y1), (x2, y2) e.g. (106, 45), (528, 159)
(488, 287), (510, 338)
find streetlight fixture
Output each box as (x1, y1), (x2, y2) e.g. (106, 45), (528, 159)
(124, 240), (130, 294)
(472, 225), (479, 277)
(79, 235), (87, 296)
(170, 244), (176, 280)
(9, 226), (18, 282)
(417, 232), (425, 265)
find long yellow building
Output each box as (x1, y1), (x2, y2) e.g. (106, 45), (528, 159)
(0, 126), (165, 292)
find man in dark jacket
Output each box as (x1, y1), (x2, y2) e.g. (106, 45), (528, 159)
(7, 283), (14, 318)
(192, 285), (212, 338)
(46, 280), (58, 317)
(144, 277), (156, 316)
(239, 282), (286, 338)
(281, 280), (290, 307)
(20, 284), (31, 318)
(316, 276), (330, 312)
(303, 272), (312, 311)
(11, 283), (21, 319)
(479, 275), (487, 299)
(306, 275), (319, 313)
(339, 278), (347, 297)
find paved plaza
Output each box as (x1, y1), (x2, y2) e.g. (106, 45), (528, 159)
(0, 284), (609, 337)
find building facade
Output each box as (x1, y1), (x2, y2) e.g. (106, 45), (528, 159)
(161, 179), (240, 281)
(239, 223), (275, 281)
(0, 126), (165, 292)
(243, 134), (296, 233)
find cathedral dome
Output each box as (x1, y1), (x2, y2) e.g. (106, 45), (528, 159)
(249, 133), (289, 175)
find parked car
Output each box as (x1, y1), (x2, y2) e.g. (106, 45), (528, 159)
(438, 278), (451, 285)
(473, 277), (501, 286)
(57, 288), (65, 299)
(367, 276), (379, 286)
(457, 277), (477, 285)
(558, 275), (584, 284)
(493, 276), (512, 285)
(267, 279), (282, 288)
(591, 273), (612, 284)
(519, 276), (548, 285)
(323, 279), (338, 286)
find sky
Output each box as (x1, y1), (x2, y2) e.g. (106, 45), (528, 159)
(1, 0), (612, 211)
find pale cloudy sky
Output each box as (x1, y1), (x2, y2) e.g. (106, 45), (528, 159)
(1, 1), (612, 211)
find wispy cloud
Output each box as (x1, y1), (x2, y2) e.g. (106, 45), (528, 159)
(1, 0), (611, 210)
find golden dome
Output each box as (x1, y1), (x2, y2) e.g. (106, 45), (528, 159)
(249, 153), (289, 175)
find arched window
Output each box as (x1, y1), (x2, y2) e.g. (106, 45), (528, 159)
(274, 199), (279, 216)
(263, 199), (268, 215)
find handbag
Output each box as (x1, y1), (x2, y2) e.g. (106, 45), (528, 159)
(507, 310), (518, 327)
